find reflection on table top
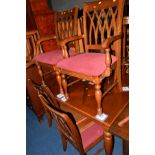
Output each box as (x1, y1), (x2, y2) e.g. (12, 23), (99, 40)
(56, 80), (129, 131)
(110, 103), (129, 141)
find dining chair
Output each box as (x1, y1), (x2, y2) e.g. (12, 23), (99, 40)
(33, 6), (80, 94)
(32, 80), (105, 155)
(26, 30), (40, 69)
(29, 79), (60, 127)
(29, 79), (93, 129)
(121, 16), (129, 88)
(56, 0), (125, 120)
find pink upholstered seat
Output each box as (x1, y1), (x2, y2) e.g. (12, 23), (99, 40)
(57, 53), (117, 76)
(34, 49), (77, 65)
(81, 122), (104, 150)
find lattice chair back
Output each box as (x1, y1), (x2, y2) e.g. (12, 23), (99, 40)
(26, 30), (40, 63)
(83, 0), (124, 54)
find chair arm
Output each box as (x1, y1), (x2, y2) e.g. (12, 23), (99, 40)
(26, 30), (38, 36)
(102, 34), (122, 49)
(59, 35), (84, 46)
(26, 60), (35, 69)
(37, 35), (57, 45)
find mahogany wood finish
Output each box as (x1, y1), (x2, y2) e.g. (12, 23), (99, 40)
(32, 80), (105, 155)
(26, 30), (45, 122)
(26, 30), (40, 68)
(122, 16), (129, 87)
(34, 6), (79, 92)
(55, 79), (129, 155)
(26, 0), (37, 31)
(28, 69), (128, 155)
(110, 103), (129, 155)
(26, 0), (57, 52)
(56, 0), (125, 116)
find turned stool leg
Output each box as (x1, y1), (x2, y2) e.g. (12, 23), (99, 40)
(95, 83), (102, 116)
(104, 131), (113, 155)
(55, 70), (64, 95)
(61, 74), (69, 99)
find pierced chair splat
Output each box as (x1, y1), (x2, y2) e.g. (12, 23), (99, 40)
(56, 0), (125, 120)
(32, 82), (105, 155)
(33, 6), (80, 92)
(26, 30), (40, 69)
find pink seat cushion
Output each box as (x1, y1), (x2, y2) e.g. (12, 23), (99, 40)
(81, 123), (104, 150)
(57, 53), (117, 76)
(34, 49), (77, 65)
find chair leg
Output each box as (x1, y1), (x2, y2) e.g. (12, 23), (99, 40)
(61, 74), (69, 99)
(95, 83), (102, 116)
(55, 70), (64, 95)
(47, 116), (52, 127)
(60, 133), (67, 151)
(36, 62), (46, 85)
(104, 131), (113, 155)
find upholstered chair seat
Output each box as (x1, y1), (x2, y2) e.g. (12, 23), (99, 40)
(57, 53), (117, 76)
(81, 122), (104, 151)
(34, 49), (77, 65)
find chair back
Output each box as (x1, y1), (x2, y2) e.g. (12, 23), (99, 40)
(55, 6), (80, 53)
(83, 0), (125, 53)
(26, 30), (40, 63)
(31, 80), (85, 154)
(30, 79), (60, 126)
(43, 101), (85, 154)
(55, 6), (78, 41)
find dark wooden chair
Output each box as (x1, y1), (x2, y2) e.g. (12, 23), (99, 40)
(29, 79), (60, 127)
(121, 16), (129, 88)
(31, 79), (105, 155)
(26, 30), (40, 69)
(56, 0), (125, 119)
(33, 6), (80, 92)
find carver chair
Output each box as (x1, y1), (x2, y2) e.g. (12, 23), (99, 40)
(32, 80), (105, 155)
(33, 6), (80, 94)
(56, 0), (125, 120)
(121, 16), (129, 88)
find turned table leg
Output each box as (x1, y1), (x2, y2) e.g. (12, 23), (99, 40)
(104, 131), (113, 155)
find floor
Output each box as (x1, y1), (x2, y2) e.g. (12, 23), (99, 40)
(26, 105), (123, 155)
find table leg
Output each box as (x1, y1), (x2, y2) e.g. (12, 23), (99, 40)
(104, 131), (113, 155)
(123, 140), (129, 155)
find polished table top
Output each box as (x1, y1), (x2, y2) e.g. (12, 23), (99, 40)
(55, 80), (129, 131)
(110, 103), (129, 141)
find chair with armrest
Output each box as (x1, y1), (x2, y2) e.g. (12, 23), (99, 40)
(32, 79), (105, 155)
(122, 16), (129, 87)
(33, 6), (80, 94)
(56, 0), (125, 120)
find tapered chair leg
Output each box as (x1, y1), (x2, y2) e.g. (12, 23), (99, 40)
(60, 133), (67, 151)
